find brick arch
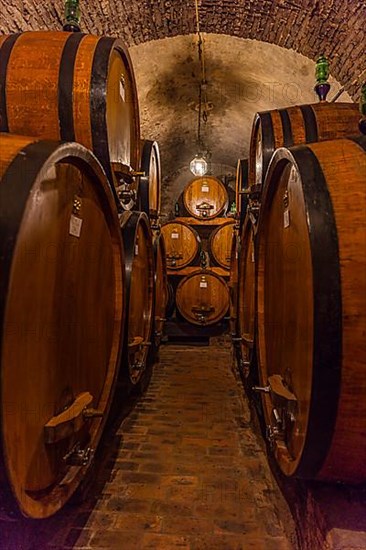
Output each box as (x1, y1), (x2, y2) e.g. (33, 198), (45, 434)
(0, 1), (364, 99)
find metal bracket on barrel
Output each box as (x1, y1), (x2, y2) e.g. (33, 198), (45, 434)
(196, 201), (214, 218)
(253, 374), (298, 445)
(191, 305), (215, 324)
(166, 252), (183, 267)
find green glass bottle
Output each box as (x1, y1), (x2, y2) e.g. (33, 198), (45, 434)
(315, 55), (331, 102)
(63, 0), (81, 32)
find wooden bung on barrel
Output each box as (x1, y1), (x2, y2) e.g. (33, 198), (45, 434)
(256, 136), (366, 483)
(248, 102), (361, 188)
(119, 211), (154, 386)
(0, 134), (124, 518)
(183, 176), (228, 219)
(209, 219), (235, 269)
(139, 140), (161, 220)
(161, 220), (200, 270)
(176, 270), (230, 326)
(0, 31), (140, 208)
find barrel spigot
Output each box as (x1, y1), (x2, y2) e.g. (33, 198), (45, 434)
(315, 55), (331, 102)
(63, 0), (81, 32)
(360, 82), (366, 135)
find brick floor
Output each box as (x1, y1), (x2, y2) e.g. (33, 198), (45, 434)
(0, 341), (297, 549)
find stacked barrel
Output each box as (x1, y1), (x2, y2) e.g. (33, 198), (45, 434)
(161, 176), (234, 328)
(232, 99), (366, 484)
(0, 30), (167, 518)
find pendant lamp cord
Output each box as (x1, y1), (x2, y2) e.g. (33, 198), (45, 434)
(194, 0), (208, 152)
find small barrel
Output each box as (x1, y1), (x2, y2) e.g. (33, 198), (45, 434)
(209, 220), (235, 269)
(0, 31), (140, 208)
(237, 215), (257, 375)
(161, 220), (200, 270)
(152, 232), (168, 346)
(183, 176), (228, 219)
(257, 136), (366, 483)
(139, 140), (161, 220)
(120, 211), (154, 386)
(235, 159), (249, 224)
(0, 134), (124, 518)
(176, 270), (230, 326)
(249, 102), (361, 188)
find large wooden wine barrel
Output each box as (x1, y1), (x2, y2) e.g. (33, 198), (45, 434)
(0, 31), (140, 208)
(183, 176), (228, 219)
(139, 140), (161, 219)
(0, 134), (124, 518)
(209, 220), (235, 269)
(237, 215), (256, 377)
(249, 102), (361, 188)
(235, 159), (249, 223)
(161, 220), (200, 269)
(257, 136), (366, 483)
(120, 211), (154, 385)
(176, 270), (230, 326)
(152, 232), (168, 345)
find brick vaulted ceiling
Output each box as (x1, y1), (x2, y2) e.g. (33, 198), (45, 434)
(0, 1), (364, 213)
(1, 1), (364, 98)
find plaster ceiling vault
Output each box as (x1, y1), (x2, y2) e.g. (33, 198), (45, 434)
(0, 1), (364, 213)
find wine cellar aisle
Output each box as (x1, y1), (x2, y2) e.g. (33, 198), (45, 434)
(0, 342), (296, 549)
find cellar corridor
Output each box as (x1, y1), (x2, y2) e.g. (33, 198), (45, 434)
(0, 340), (296, 549)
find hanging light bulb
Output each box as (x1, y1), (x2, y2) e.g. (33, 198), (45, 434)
(190, 154), (207, 176)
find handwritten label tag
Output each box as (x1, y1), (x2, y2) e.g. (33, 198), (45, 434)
(69, 215), (83, 238)
(284, 209), (290, 228)
(200, 282), (208, 288)
(201, 185), (209, 193)
(171, 232), (179, 239)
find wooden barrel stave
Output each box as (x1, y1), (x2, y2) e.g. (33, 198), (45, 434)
(228, 230), (240, 338)
(161, 220), (200, 270)
(183, 176), (228, 219)
(139, 140), (161, 219)
(120, 211), (154, 386)
(209, 220), (235, 269)
(257, 136), (366, 483)
(237, 215), (257, 374)
(176, 270), (230, 326)
(0, 134), (124, 518)
(0, 31), (140, 207)
(152, 232), (168, 343)
(235, 159), (249, 224)
(249, 102), (361, 188)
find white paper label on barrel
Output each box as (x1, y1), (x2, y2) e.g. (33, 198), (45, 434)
(201, 185), (210, 193)
(200, 282), (208, 288)
(69, 215), (83, 238)
(119, 79), (125, 102)
(171, 232), (179, 239)
(135, 244), (139, 256)
(284, 209), (290, 228)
